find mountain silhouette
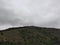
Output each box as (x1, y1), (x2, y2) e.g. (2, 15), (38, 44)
(0, 26), (60, 45)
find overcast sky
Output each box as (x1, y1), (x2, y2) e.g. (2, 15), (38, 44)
(0, 0), (60, 30)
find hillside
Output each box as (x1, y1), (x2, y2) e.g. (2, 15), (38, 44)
(0, 26), (60, 45)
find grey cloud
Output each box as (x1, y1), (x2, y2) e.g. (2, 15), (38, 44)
(0, 8), (24, 26)
(0, 0), (60, 30)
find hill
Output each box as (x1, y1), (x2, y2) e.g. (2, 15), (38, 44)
(0, 26), (60, 45)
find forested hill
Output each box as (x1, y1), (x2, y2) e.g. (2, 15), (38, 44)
(0, 26), (60, 45)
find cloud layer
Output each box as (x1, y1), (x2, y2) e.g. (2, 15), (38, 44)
(0, 0), (60, 30)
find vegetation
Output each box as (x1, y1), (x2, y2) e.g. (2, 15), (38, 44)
(0, 26), (60, 45)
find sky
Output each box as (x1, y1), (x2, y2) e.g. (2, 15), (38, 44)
(0, 0), (60, 30)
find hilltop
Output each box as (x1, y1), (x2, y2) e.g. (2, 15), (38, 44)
(0, 26), (60, 45)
